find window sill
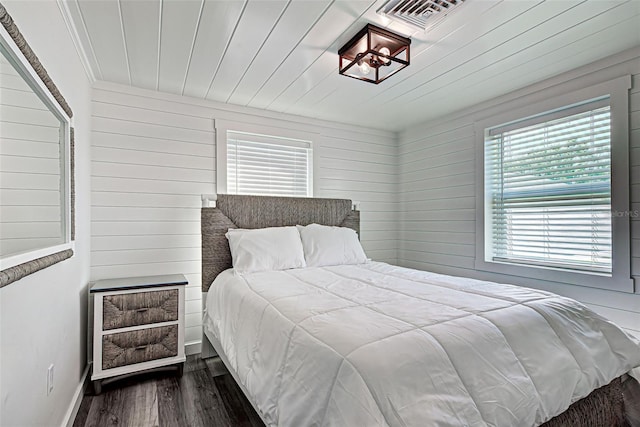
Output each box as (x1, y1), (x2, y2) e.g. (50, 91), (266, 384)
(474, 257), (634, 293)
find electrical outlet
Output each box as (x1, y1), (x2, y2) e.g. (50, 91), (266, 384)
(47, 364), (54, 395)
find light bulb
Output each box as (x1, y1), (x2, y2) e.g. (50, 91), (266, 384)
(378, 47), (391, 65)
(358, 60), (371, 75)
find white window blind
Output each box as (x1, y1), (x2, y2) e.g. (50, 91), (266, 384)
(227, 130), (312, 197)
(485, 98), (612, 274)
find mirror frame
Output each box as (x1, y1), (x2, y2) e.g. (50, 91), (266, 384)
(0, 4), (75, 287)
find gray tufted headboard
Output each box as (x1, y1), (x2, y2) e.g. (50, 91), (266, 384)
(201, 194), (360, 292)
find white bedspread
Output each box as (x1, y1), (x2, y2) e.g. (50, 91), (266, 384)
(204, 262), (640, 427)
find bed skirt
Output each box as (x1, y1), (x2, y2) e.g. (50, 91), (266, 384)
(541, 377), (625, 427)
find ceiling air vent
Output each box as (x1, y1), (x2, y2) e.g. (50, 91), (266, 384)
(377, 0), (465, 31)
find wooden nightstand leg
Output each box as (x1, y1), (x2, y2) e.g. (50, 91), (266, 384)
(93, 380), (102, 395)
(176, 362), (184, 378)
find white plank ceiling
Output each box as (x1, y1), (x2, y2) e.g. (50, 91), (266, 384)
(65, 0), (640, 131)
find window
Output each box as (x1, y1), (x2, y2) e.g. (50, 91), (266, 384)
(227, 131), (312, 197)
(475, 76), (633, 292)
(215, 121), (314, 198)
(486, 99), (611, 274)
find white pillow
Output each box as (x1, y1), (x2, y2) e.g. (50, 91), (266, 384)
(226, 226), (306, 274)
(297, 224), (368, 267)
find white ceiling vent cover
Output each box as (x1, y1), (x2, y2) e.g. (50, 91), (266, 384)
(377, 0), (466, 31)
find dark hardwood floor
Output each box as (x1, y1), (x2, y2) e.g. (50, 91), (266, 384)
(73, 356), (263, 427)
(74, 356), (640, 427)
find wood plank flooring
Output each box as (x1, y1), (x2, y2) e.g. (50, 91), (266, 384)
(73, 356), (263, 427)
(74, 355), (640, 426)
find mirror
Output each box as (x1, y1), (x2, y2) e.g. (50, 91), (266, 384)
(0, 50), (67, 256)
(0, 4), (74, 287)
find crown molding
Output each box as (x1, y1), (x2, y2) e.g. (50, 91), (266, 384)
(92, 80), (397, 139)
(56, 0), (98, 83)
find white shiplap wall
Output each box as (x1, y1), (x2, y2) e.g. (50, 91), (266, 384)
(90, 81), (397, 353)
(398, 49), (640, 339)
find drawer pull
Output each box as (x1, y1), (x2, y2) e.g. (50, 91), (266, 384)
(135, 345), (148, 351)
(136, 308), (149, 313)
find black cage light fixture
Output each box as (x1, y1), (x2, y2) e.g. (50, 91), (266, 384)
(338, 24), (411, 84)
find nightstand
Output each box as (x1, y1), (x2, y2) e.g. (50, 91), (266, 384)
(90, 274), (188, 394)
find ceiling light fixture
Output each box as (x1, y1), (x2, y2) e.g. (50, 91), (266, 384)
(338, 24), (411, 85)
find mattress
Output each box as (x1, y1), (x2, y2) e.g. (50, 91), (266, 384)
(203, 262), (640, 426)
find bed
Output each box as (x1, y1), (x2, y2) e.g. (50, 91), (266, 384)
(201, 194), (640, 427)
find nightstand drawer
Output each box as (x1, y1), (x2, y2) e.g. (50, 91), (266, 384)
(103, 289), (178, 330)
(102, 324), (178, 370)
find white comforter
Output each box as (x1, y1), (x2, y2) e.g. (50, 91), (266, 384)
(204, 262), (640, 427)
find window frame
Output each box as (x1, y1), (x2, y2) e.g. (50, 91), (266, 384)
(474, 75), (633, 292)
(215, 119), (315, 197)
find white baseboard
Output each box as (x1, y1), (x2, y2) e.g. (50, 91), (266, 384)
(62, 364), (90, 427)
(185, 340), (201, 356)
